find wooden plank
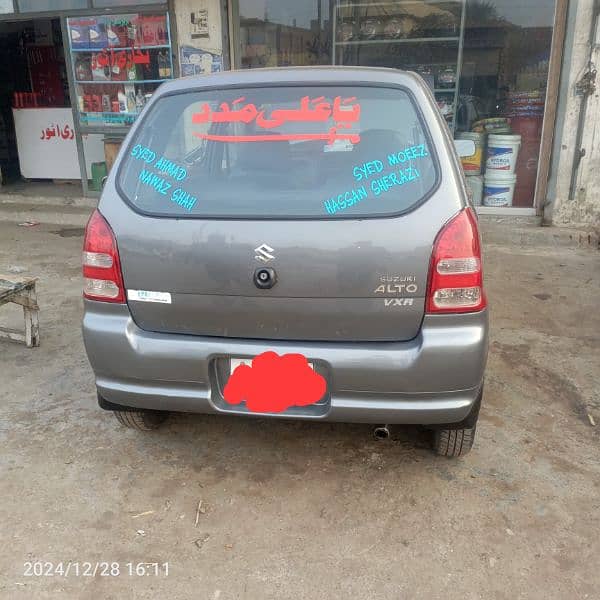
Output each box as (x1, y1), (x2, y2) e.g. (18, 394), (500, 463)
(24, 306), (33, 347)
(535, 0), (569, 217)
(0, 276), (37, 302)
(0, 274), (37, 285)
(24, 287), (40, 347)
(5, 294), (39, 310)
(0, 327), (26, 344)
(104, 138), (122, 173)
(0, 282), (29, 302)
(0, 277), (39, 347)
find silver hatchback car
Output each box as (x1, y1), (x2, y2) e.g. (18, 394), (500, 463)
(82, 67), (488, 457)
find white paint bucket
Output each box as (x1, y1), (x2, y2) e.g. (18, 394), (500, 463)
(486, 133), (521, 174)
(466, 175), (484, 206)
(483, 172), (517, 207)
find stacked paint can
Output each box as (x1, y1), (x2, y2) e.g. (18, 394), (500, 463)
(457, 131), (485, 206)
(483, 133), (522, 207)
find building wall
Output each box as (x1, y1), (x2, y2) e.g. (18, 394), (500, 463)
(547, 0), (600, 229)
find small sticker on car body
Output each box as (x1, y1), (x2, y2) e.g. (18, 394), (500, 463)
(127, 289), (172, 304)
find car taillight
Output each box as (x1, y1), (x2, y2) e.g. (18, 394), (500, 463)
(82, 209), (125, 303)
(426, 207), (486, 314)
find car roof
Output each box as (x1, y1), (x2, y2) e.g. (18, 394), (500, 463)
(155, 66), (425, 96)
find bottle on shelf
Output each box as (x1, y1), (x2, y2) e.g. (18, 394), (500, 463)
(75, 56), (92, 81)
(157, 50), (172, 78)
(157, 51), (165, 78)
(127, 61), (138, 81)
(135, 88), (145, 112)
(127, 19), (138, 47)
(125, 84), (136, 112)
(118, 90), (127, 112)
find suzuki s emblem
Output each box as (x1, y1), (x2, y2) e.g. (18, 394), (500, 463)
(254, 243), (275, 263)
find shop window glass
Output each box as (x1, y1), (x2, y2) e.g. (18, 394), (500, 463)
(239, 0), (331, 68)
(459, 0), (555, 208)
(237, 0), (556, 209)
(18, 0), (87, 10)
(332, 1), (465, 131)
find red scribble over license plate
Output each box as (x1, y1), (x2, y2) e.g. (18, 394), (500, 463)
(224, 351), (327, 414)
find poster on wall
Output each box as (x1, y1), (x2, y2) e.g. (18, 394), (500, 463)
(190, 10), (209, 38)
(180, 45), (222, 77)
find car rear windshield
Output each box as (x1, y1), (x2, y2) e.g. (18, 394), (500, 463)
(117, 84), (438, 218)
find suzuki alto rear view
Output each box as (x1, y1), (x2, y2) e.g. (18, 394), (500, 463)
(82, 67), (488, 457)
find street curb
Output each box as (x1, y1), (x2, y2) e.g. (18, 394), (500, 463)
(479, 217), (600, 250)
(0, 192), (96, 209)
(0, 201), (94, 227)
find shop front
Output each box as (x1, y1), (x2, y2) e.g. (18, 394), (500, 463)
(0, 1), (174, 196)
(228, 0), (564, 214)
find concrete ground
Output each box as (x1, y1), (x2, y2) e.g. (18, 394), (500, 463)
(0, 206), (599, 600)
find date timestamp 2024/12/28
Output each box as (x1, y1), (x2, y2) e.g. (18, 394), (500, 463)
(23, 561), (169, 577)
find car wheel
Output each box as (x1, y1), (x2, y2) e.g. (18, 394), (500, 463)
(433, 426), (476, 457)
(113, 409), (168, 431)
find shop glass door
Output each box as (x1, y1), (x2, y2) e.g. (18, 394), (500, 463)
(458, 0), (556, 209)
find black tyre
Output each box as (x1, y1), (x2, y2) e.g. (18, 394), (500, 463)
(113, 409), (168, 431)
(433, 426), (476, 457)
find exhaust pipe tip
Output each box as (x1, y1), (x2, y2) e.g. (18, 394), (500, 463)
(373, 425), (390, 440)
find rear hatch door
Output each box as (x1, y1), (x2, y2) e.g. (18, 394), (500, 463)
(109, 82), (448, 342)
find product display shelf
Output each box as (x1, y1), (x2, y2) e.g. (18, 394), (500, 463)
(75, 79), (170, 85)
(67, 12), (174, 132)
(333, 0), (466, 131)
(71, 44), (171, 52)
(81, 111), (142, 115)
(336, 36), (460, 45)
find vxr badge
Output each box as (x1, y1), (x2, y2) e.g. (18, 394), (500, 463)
(254, 243), (275, 263)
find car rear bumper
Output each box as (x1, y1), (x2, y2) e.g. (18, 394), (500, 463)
(82, 301), (488, 425)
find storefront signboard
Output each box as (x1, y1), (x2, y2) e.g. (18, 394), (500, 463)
(13, 108), (104, 179)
